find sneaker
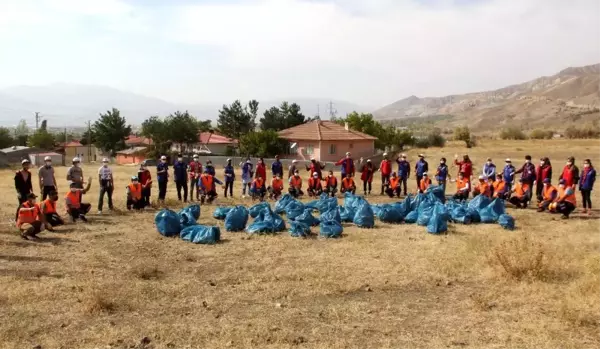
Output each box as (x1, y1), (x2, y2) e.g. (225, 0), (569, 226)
(80, 215), (88, 222)
(560, 215), (569, 220)
(97, 211), (102, 215)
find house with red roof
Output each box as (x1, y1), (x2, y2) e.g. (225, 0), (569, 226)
(171, 132), (238, 155)
(125, 136), (153, 148)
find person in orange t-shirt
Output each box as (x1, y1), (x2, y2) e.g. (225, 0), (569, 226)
(418, 172), (432, 193)
(288, 170), (304, 198)
(386, 172), (401, 198)
(509, 178), (530, 209)
(472, 176), (491, 198)
(307, 172), (324, 197)
(323, 170), (338, 197)
(451, 172), (470, 201)
(341, 173), (356, 195)
(268, 174), (284, 200)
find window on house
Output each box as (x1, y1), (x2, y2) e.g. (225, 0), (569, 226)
(305, 144), (314, 155)
(329, 144), (336, 154)
(349, 143), (353, 149)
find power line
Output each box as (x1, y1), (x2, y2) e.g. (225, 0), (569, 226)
(328, 101), (337, 119)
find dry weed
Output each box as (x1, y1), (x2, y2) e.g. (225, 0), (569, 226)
(84, 293), (117, 314)
(131, 264), (163, 280)
(491, 234), (546, 281)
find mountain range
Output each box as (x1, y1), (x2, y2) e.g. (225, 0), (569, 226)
(373, 63), (600, 131)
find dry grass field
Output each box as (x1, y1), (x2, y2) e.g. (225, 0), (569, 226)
(0, 139), (599, 349)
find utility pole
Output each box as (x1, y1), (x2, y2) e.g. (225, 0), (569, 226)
(63, 126), (67, 166)
(87, 120), (92, 163)
(328, 101), (337, 119)
(35, 112), (41, 130)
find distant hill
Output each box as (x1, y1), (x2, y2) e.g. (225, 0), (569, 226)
(373, 63), (600, 132)
(0, 83), (369, 127)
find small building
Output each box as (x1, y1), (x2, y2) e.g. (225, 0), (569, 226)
(278, 120), (377, 162)
(62, 141), (106, 163)
(116, 147), (147, 165)
(125, 135), (152, 148)
(0, 146), (42, 164)
(29, 152), (64, 166)
(171, 132), (237, 155)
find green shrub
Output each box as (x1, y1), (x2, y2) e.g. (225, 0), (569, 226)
(529, 129), (554, 140)
(565, 126), (600, 139)
(499, 127), (528, 140)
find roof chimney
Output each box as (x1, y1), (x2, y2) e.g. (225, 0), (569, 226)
(344, 122), (349, 131)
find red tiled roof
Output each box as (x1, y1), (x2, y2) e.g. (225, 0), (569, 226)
(199, 132), (238, 144)
(64, 141), (83, 147)
(125, 136), (152, 145)
(278, 121), (377, 141)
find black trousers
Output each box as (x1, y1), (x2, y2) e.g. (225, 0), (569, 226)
(268, 187), (282, 199)
(416, 175), (423, 193)
(341, 186), (356, 195)
(158, 181), (167, 201)
(142, 187), (151, 207)
(201, 190), (217, 204)
(288, 187), (303, 198)
(453, 192), (469, 201)
(127, 198), (145, 210)
(509, 196), (528, 209)
(307, 188), (323, 197)
(538, 200), (552, 212)
(175, 180), (188, 202)
(45, 213), (64, 226)
(399, 177), (408, 195)
(224, 181), (234, 197)
(386, 187), (401, 198)
(98, 185), (113, 211)
(380, 174), (390, 194)
(581, 189), (592, 209)
(190, 178), (199, 200)
(535, 182), (544, 202)
(68, 204), (91, 220)
(363, 181), (372, 194)
(556, 201), (576, 217)
(42, 186), (56, 200)
(324, 185), (337, 197)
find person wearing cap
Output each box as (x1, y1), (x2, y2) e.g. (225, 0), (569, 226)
(97, 158), (114, 214)
(288, 170), (303, 198)
(535, 157), (552, 202)
(65, 179), (92, 222)
(198, 168), (224, 204)
(395, 154), (410, 196)
(40, 190), (64, 229)
(271, 155), (283, 178)
(16, 193), (45, 240)
(386, 172), (401, 198)
(415, 154), (429, 192)
(435, 158), (449, 195)
(472, 175), (491, 198)
(307, 172), (324, 197)
(379, 153), (392, 195)
(173, 153), (189, 202)
(268, 174), (284, 200)
(66, 157), (84, 189)
(419, 172), (432, 194)
(359, 159), (374, 195)
(450, 172), (470, 201)
(241, 158), (254, 198)
(335, 152), (355, 180)
(156, 155), (169, 204)
(250, 174), (267, 201)
(341, 173), (356, 195)
(549, 179), (577, 218)
(224, 158), (235, 198)
(509, 178), (530, 209)
(502, 158), (516, 192)
(579, 159), (596, 215)
(482, 158), (496, 181)
(306, 157), (325, 180)
(537, 178), (557, 212)
(188, 154), (203, 201)
(323, 170), (338, 197)
(38, 156), (57, 200)
(126, 176), (144, 210)
(288, 159), (298, 179)
(559, 156), (580, 189)
(14, 159), (33, 213)
(515, 155), (536, 203)
(138, 161), (153, 207)
(492, 174), (507, 199)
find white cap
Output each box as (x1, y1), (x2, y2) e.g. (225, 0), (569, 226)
(418, 154), (424, 157)
(423, 172), (428, 176)
(102, 158), (109, 163)
(227, 158), (231, 161)
(292, 159), (298, 163)
(44, 156), (51, 161)
(72, 157), (80, 162)
(310, 156), (315, 161)
(193, 154), (199, 158)
(160, 155), (167, 160)
(479, 175), (485, 180)
(505, 158), (511, 162)
(383, 152), (388, 156)
(367, 159), (371, 162)
(312, 172), (318, 176)
(21, 159), (30, 164)
(401, 153), (407, 157)
(246, 159), (251, 163)
(346, 152), (351, 156)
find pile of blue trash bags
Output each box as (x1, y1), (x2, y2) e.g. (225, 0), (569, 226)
(155, 204), (221, 244)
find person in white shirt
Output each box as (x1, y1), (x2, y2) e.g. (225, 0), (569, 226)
(97, 158), (114, 214)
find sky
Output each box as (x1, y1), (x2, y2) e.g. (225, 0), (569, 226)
(0, 0), (598, 108)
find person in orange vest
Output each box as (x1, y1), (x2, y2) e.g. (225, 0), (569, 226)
(509, 178), (530, 209)
(307, 172), (324, 197)
(16, 193), (46, 240)
(549, 179), (577, 219)
(40, 190), (64, 230)
(268, 174), (284, 200)
(386, 172), (401, 198)
(65, 180), (92, 222)
(250, 174), (267, 201)
(451, 172), (470, 201)
(323, 170), (338, 197)
(472, 175), (491, 198)
(341, 173), (356, 195)
(138, 161), (153, 208)
(198, 169), (224, 204)
(492, 174), (508, 199)
(288, 170), (304, 198)
(126, 176), (145, 211)
(537, 178), (557, 212)
(418, 172), (432, 193)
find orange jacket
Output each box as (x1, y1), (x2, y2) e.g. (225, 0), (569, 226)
(201, 175), (214, 191)
(542, 185), (557, 201)
(271, 178), (283, 190)
(513, 183), (529, 198)
(456, 178), (470, 192)
(42, 198), (57, 214)
(290, 176), (302, 189)
(389, 177), (399, 189)
(128, 183), (142, 200)
(342, 177), (355, 189)
(475, 181), (491, 197)
(65, 191), (81, 209)
(253, 177), (265, 189)
(308, 177), (322, 190)
(493, 180), (506, 197)
(555, 186), (576, 205)
(16, 201), (40, 228)
(419, 178), (431, 192)
(325, 176), (337, 187)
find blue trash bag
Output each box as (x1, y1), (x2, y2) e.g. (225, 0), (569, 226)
(353, 202), (375, 228)
(179, 204), (201, 221)
(427, 203), (448, 234)
(289, 221), (311, 237)
(410, 193), (425, 212)
(480, 198), (506, 223)
(402, 195), (413, 211)
(274, 194), (293, 214)
(285, 201), (305, 220)
(321, 207), (342, 224)
(451, 205), (472, 224)
(468, 195), (491, 211)
(344, 192), (360, 210)
(404, 210), (418, 224)
(320, 220), (343, 238)
(377, 204), (404, 223)
(468, 208), (481, 223)
(180, 225), (220, 244)
(304, 200), (320, 212)
(339, 207), (353, 222)
(249, 202), (271, 218)
(426, 185), (446, 203)
(155, 209), (182, 237)
(318, 197), (338, 214)
(416, 200), (435, 226)
(498, 214), (515, 230)
(213, 206), (232, 220)
(224, 205), (249, 232)
(294, 209), (320, 226)
(246, 221), (273, 234)
(371, 204), (383, 216)
(268, 212), (286, 232)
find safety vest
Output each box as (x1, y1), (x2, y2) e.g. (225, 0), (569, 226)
(42, 198), (57, 214)
(308, 177), (322, 190)
(271, 178), (283, 189)
(290, 176), (302, 188)
(325, 176), (337, 187)
(253, 178), (265, 189)
(513, 183), (527, 198)
(128, 183), (142, 200)
(342, 177), (355, 189)
(475, 182), (491, 197)
(65, 191), (81, 209)
(419, 178), (431, 192)
(456, 178), (469, 192)
(201, 175), (214, 190)
(16, 202), (40, 228)
(543, 185), (557, 201)
(493, 180), (505, 197)
(556, 187), (576, 205)
(389, 177), (399, 189)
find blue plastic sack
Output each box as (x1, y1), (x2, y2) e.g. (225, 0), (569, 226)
(451, 205), (472, 224)
(294, 209), (320, 226)
(285, 201), (305, 220)
(498, 214), (515, 230)
(427, 203), (448, 234)
(426, 185), (446, 203)
(247, 209), (286, 234)
(468, 208), (481, 223)
(274, 194), (293, 214)
(155, 209), (182, 237)
(339, 207), (353, 222)
(249, 202), (271, 218)
(289, 221), (311, 237)
(479, 198), (506, 223)
(344, 192), (360, 211)
(404, 210), (418, 224)
(213, 206), (232, 220)
(321, 207), (341, 224)
(304, 200), (320, 212)
(353, 202), (375, 228)
(371, 204), (383, 216)
(377, 204), (404, 223)
(468, 195), (491, 211)
(317, 198), (338, 214)
(180, 225), (220, 244)
(417, 200), (435, 226)
(319, 220), (343, 238)
(224, 205), (249, 232)
(410, 193), (425, 212)
(179, 204), (201, 221)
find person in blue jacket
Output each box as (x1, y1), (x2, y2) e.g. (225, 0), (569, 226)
(223, 158), (235, 198)
(335, 152), (355, 178)
(483, 158), (496, 180)
(241, 158), (254, 198)
(156, 155), (169, 205)
(173, 154), (188, 202)
(205, 159), (216, 176)
(271, 155), (283, 178)
(502, 158), (516, 193)
(579, 159), (596, 215)
(435, 157), (449, 194)
(396, 154), (410, 196)
(414, 154), (428, 192)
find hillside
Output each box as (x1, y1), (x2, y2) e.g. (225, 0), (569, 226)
(374, 63), (600, 132)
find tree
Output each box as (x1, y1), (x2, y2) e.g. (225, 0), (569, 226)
(260, 102), (307, 131)
(141, 116), (171, 158)
(40, 119), (47, 131)
(15, 119), (29, 146)
(334, 112), (415, 151)
(79, 128), (96, 146)
(0, 127), (14, 148)
(93, 108), (132, 156)
(217, 100), (258, 140)
(499, 127), (527, 140)
(55, 131), (75, 144)
(239, 130), (287, 158)
(454, 126), (475, 148)
(28, 129), (55, 150)
(165, 111), (201, 152)
(197, 119), (212, 132)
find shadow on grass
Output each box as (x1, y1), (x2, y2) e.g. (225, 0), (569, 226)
(0, 268), (64, 279)
(0, 255), (59, 262)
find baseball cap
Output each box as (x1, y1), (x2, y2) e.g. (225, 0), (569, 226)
(44, 156), (51, 161)
(505, 158), (511, 162)
(418, 154), (424, 157)
(72, 157), (80, 162)
(479, 175), (485, 180)
(383, 152), (388, 156)
(102, 158), (109, 163)
(423, 172), (428, 176)
(131, 176), (138, 181)
(21, 159), (30, 164)
(27, 193), (37, 199)
(160, 155), (167, 160)
(543, 178), (551, 184)
(292, 159), (298, 163)
(559, 179), (566, 185)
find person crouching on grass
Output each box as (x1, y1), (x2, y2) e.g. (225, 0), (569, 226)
(288, 170), (304, 198)
(451, 172), (470, 201)
(537, 178), (557, 212)
(126, 176), (145, 211)
(509, 178), (529, 209)
(386, 172), (401, 198)
(65, 180), (92, 223)
(307, 172), (323, 197)
(472, 175), (491, 198)
(16, 193), (46, 240)
(138, 161), (152, 208)
(198, 169), (223, 204)
(323, 170), (338, 197)
(250, 175), (267, 201)
(40, 190), (64, 230)
(492, 174), (508, 199)
(268, 174), (284, 200)
(341, 173), (356, 195)
(549, 179), (577, 219)
(418, 172), (431, 194)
